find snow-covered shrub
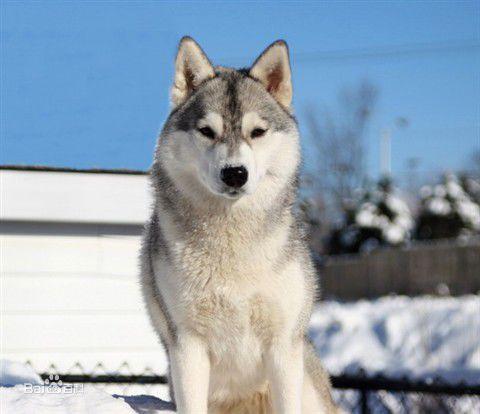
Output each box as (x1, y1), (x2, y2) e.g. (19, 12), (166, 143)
(328, 177), (413, 254)
(461, 174), (480, 204)
(416, 174), (480, 240)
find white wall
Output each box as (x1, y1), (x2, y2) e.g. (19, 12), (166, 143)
(0, 170), (151, 224)
(1, 170), (168, 375)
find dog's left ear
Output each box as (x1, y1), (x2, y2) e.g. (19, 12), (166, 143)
(249, 40), (292, 109)
(171, 36), (215, 108)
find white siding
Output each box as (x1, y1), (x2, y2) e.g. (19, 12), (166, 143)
(1, 231), (167, 374)
(0, 170), (151, 224)
(1, 170), (168, 374)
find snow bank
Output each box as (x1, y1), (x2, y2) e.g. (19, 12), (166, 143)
(311, 295), (480, 383)
(1, 360), (175, 413)
(1, 360), (42, 387)
(0, 385), (176, 413)
(0, 385), (137, 414)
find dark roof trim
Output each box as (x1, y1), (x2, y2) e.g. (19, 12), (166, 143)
(0, 165), (149, 175)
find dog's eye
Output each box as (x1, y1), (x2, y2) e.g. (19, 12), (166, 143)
(251, 128), (267, 139)
(198, 126), (215, 139)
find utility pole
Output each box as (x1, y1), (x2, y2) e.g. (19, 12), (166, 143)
(380, 117), (408, 178)
(380, 128), (391, 176)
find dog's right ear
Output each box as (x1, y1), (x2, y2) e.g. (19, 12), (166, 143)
(171, 37), (215, 108)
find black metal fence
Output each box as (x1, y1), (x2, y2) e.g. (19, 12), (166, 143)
(36, 368), (480, 414)
(331, 375), (480, 413)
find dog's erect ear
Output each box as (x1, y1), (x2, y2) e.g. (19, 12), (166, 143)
(171, 36), (215, 107)
(249, 40), (292, 109)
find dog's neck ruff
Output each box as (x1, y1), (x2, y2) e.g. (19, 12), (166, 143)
(151, 161), (296, 241)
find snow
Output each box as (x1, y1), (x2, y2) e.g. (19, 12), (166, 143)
(310, 295), (480, 383)
(0, 361), (128, 413)
(426, 196), (452, 215)
(0, 386), (138, 414)
(463, 176), (480, 203)
(1, 296), (479, 412)
(0, 360), (175, 413)
(0, 384), (176, 413)
(434, 184), (447, 198)
(1, 360), (42, 387)
(457, 198), (480, 230)
(384, 223), (404, 244)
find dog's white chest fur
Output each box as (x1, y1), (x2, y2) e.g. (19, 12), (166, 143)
(185, 287), (272, 399)
(153, 218), (305, 399)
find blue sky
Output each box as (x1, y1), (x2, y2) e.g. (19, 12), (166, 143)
(1, 1), (479, 182)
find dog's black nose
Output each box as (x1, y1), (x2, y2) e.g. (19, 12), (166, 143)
(221, 166), (248, 188)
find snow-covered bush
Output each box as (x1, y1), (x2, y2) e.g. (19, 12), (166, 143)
(327, 177), (413, 254)
(416, 174), (480, 240)
(461, 174), (480, 204)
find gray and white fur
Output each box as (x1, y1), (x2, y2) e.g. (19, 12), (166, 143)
(140, 36), (338, 413)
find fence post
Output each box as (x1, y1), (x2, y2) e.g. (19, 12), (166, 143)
(360, 390), (369, 414)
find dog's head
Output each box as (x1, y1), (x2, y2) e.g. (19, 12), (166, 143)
(156, 37), (299, 202)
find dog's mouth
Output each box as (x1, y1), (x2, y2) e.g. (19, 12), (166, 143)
(200, 179), (246, 200)
(220, 188), (245, 199)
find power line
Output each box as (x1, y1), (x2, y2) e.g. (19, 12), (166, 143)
(223, 39), (480, 65)
(294, 39), (480, 63)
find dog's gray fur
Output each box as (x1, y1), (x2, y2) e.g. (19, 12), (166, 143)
(140, 37), (338, 413)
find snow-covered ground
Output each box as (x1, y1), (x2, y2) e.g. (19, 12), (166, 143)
(311, 295), (480, 383)
(0, 360), (174, 413)
(1, 296), (479, 413)
(1, 385), (149, 414)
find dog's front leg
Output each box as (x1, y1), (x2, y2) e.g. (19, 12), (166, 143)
(170, 334), (210, 414)
(267, 337), (304, 414)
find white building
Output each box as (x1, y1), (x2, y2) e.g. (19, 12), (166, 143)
(1, 167), (168, 375)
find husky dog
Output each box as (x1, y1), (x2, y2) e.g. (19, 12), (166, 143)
(140, 37), (338, 414)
